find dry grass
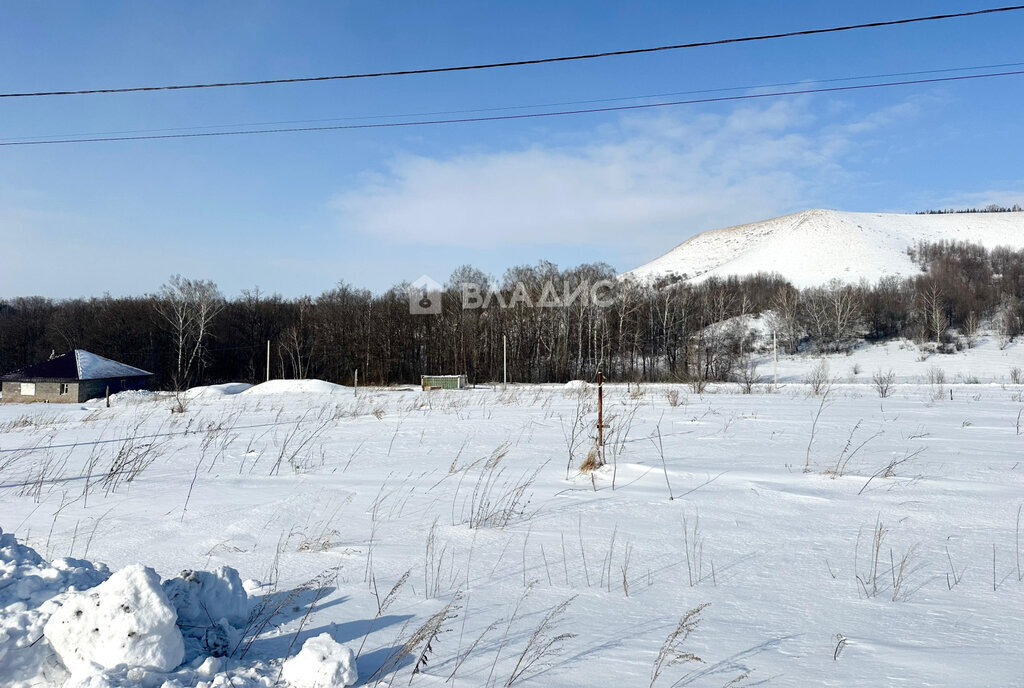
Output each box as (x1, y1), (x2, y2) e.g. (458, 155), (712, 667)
(578, 445), (602, 473)
(650, 603), (708, 687)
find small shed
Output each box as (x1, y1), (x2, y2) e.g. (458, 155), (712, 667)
(421, 375), (467, 391)
(1, 350), (153, 403)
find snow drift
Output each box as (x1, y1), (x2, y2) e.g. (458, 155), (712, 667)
(625, 209), (1024, 288)
(183, 383), (253, 399)
(242, 380), (349, 395)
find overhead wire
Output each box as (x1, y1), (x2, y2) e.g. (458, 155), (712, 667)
(3, 59), (1022, 143)
(1, 5), (1022, 98)
(3, 67), (1023, 146)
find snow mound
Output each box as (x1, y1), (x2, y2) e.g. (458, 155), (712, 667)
(44, 564), (184, 675)
(86, 389), (158, 407)
(163, 567), (248, 657)
(0, 530), (287, 688)
(243, 380), (348, 395)
(1, 528), (107, 609)
(184, 383), (253, 399)
(563, 380), (595, 398)
(1, 528), (111, 687)
(281, 633), (357, 688)
(625, 209), (1024, 288)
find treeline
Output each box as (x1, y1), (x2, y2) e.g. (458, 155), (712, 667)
(916, 204), (1022, 214)
(2, 241), (1024, 388)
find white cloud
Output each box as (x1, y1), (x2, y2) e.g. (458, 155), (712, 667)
(331, 98), (901, 257)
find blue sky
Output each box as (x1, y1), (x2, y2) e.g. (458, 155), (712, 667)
(1, 1), (1022, 298)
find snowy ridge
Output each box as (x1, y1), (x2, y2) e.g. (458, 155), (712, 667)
(625, 209), (1024, 288)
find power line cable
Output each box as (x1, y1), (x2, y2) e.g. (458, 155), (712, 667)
(4, 59), (1022, 143)
(3, 68), (1022, 147)
(2, 5), (1023, 99)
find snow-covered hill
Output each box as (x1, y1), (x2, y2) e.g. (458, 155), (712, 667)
(626, 209), (1024, 288)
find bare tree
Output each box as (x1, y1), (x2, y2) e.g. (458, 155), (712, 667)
(155, 275), (224, 389)
(917, 280), (946, 344)
(801, 280), (861, 352)
(871, 368), (896, 398)
(766, 285), (801, 354)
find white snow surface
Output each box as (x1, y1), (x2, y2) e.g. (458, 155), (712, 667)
(280, 633), (357, 688)
(44, 564), (185, 675)
(242, 379), (348, 395)
(84, 390), (158, 407)
(73, 351), (152, 381)
(183, 383), (253, 399)
(5, 346), (1024, 685)
(625, 209), (1024, 288)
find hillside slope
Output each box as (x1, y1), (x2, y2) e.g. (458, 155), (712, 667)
(626, 209), (1024, 288)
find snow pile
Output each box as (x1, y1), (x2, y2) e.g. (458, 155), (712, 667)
(184, 383), (253, 399)
(163, 566), (248, 657)
(625, 209), (1024, 288)
(44, 564), (184, 674)
(89, 389), (159, 406)
(0, 527), (110, 687)
(1, 529), (109, 608)
(243, 380), (348, 396)
(0, 530), (296, 688)
(280, 633), (357, 688)
(56, 656), (280, 688)
(563, 380), (594, 398)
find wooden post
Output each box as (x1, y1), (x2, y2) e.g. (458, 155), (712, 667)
(503, 335), (508, 389)
(105, 385), (110, 408)
(597, 370), (604, 447)
(354, 369), (358, 396)
(266, 340), (271, 382)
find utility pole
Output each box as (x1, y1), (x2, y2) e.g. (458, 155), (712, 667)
(773, 331), (778, 389)
(266, 340), (271, 382)
(503, 335), (508, 389)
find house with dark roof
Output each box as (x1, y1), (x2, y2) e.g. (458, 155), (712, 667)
(1, 350), (153, 403)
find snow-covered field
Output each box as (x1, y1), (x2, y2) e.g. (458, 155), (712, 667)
(3, 349), (1024, 686)
(745, 318), (1024, 387)
(625, 209), (1024, 287)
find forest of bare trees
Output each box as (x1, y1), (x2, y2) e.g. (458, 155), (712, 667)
(3, 240), (1024, 389)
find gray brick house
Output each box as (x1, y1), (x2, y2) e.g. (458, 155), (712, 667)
(1, 350), (153, 403)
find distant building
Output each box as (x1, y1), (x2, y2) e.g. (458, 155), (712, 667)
(421, 375), (468, 391)
(1, 350), (153, 403)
